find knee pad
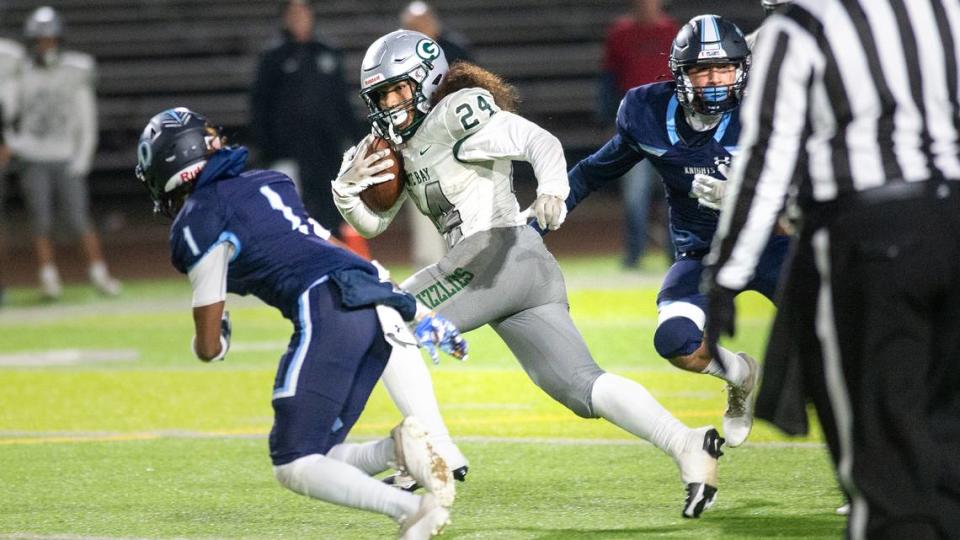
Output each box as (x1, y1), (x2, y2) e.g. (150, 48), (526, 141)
(273, 453), (322, 496)
(653, 317), (703, 359)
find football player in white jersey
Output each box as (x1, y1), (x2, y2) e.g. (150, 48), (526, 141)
(333, 30), (726, 518)
(2, 7), (121, 300)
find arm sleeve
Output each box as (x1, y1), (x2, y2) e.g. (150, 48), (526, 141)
(188, 242), (236, 307)
(707, 21), (819, 289)
(455, 111), (569, 199)
(333, 188), (407, 238)
(70, 63), (98, 178)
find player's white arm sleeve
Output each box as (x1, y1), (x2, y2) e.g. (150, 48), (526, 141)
(333, 189), (407, 238)
(70, 82), (98, 178)
(188, 242), (236, 308)
(456, 111), (570, 199)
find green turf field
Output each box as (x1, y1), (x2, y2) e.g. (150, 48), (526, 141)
(0, 255), (844, 539)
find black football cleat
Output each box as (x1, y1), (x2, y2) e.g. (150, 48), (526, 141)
(677, 427), (725, 518)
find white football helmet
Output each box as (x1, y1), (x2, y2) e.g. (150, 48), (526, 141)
(24, 6), (63, 39)
(359, 30), (449, 144)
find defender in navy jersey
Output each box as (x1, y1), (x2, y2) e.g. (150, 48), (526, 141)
(560, 15), (789, 448)
(136, 108), (467, 539)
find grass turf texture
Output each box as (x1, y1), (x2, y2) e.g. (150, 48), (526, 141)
(0, 255), (843, 538)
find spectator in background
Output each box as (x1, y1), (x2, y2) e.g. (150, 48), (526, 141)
(0, 104), (8, 306)
(401, 2), (473, 66)
(250, 0), (368, 256)
(0, 37), (22, 307)
(3, 7), (120, 300)
(600, 0), (678, 267)
(399, 1), (474, 269)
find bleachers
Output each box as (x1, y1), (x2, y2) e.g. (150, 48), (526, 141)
(0, 0), (761, 198)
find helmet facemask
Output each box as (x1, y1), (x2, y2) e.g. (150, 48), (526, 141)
(673, 59), (750, 116)
(669, 15), (751, 116)
(361, 64), (434, 145)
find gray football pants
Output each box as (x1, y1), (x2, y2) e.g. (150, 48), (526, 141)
(401, 226), (605, 418)
(20, 161), (91, 237)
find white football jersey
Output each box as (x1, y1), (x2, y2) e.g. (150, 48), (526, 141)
(399, 87), (525, 246)
(335, 86), (568, 244)
(3, 50), (98, 175)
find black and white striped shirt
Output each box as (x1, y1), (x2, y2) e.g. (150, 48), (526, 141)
(709, 0), (960, 289)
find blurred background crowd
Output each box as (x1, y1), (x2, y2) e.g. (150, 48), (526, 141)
(0, 0), (764, 303)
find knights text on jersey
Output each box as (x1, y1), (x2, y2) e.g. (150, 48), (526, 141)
(398, 87), (524, 246)
(570, 81), (742, 254)
(169, 169), (375, 319)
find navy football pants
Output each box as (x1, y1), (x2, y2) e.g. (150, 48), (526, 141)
(269, 279), (391, 466)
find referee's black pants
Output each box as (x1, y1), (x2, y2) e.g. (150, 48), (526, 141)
(808, 184), (960, 539)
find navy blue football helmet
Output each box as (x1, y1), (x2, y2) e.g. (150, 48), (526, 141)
(669, 15), (750, 115)
(135, 107), (217, 218)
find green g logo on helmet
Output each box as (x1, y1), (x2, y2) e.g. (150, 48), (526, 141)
(415, 39), (440, 62)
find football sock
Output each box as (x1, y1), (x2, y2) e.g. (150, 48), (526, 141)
(89, 261), (110, 282)
(702, 346), (749, 387)
(327, 438), (395, 476)
(591, 372), (691, 459)
(381, 343), (468, 471)
(273, 453), (420, 522)
(39, 263), (62, 297)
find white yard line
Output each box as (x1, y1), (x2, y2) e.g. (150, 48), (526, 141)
(0, 535), (158, 540)
(0, 349), (140, 367)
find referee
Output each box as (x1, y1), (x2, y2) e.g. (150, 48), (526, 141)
(702, 0), (960, 538)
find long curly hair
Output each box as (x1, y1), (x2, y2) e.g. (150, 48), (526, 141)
(431, 61), (520, 112)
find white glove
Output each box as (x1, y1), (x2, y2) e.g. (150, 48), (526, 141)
(331, 135), (396, 198)
(525, 194), (568, 230)
(691, 173), (726, 211)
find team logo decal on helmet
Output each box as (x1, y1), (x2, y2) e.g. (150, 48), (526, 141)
(416, 39), (440, 62)
(137, 140), (152, 173)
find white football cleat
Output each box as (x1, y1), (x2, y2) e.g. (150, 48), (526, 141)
(391, 416), (454, 507)
(398, 493), (450, 540)
(675, 426), (725, 518)
(836, 502), (850, 515)
(723, 352), (760, 447)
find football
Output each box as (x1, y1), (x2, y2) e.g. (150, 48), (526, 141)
(359, 137), (405, 212)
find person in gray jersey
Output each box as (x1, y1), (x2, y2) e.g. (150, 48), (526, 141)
(3, 6), (120, 300)
(334, 29), (726, 518)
